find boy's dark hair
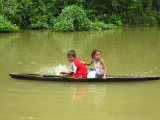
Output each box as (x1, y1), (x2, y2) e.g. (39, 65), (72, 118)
(91, 49), (101, 58)
(67, 50), (76, 57)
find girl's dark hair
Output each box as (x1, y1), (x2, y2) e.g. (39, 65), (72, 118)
(67, 50), (76, 57)
(91, 49), (101, 58)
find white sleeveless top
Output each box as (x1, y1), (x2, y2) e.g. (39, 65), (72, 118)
(94, 58), (104, 73)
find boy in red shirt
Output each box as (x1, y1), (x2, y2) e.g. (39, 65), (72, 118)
(60, 50), (88, 78)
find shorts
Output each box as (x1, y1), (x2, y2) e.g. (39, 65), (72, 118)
(72, 74), (87, 78)
(89, 67), (107, 78)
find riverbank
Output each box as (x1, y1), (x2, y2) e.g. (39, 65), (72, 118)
(0, 0), (159, 32)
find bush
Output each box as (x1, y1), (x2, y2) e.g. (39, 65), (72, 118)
(54, 20), (75, 32)
(92, 21), (116, 30)
(54, 5), (92, 31)
(0, 15), (19, 32)
(29, 15), (50, 29)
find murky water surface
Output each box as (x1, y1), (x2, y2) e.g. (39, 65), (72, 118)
(0, 27), (160, 120)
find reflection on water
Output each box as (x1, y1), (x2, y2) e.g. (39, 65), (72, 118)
(0, 27), (160, 120)
(69, 81), (160, 119)
(71, 84), (107, 112)
(0, 32), (20, 49)
(52, 29), (122, 55)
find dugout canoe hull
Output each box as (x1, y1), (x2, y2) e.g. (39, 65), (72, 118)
(9, 73), (160, 82)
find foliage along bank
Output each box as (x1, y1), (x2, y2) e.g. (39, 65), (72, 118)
(0, 0), (159, 32)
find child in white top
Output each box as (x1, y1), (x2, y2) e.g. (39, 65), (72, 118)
(82, 49), (107, 79)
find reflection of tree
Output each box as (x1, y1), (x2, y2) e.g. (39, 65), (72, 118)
(2, 30), (61, 63)
(0, 32), (20, 66)
(0, 32), (20, 49)
(0, 29), (122, 62)
(52, 30), (120, 55)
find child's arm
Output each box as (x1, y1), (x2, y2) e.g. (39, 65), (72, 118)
(100, 59), (107, 79)
(81, 59), (94, 66)
(60, 71), (74, 76)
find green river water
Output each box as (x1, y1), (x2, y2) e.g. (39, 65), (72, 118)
(0, 27), (160, 120)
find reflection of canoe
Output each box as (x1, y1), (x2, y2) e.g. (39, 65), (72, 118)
(9, 73), (160, 82)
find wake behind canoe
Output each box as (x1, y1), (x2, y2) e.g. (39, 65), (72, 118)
(9, 73), (160, 82)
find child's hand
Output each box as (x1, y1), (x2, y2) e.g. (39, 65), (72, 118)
(102, 76), (106, 79)
(80, 61), (86, 65)
(60, 71), (66, 74)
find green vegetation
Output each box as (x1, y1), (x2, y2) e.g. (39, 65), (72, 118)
(54, 5), (92, 31)
(0, 0), (159, 32)
(0, 15), (19, 32)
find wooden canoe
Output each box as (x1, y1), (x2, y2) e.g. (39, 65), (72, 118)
(9, 73), (160, 82)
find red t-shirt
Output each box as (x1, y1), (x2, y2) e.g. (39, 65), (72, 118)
(71, 57), (88, 78)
